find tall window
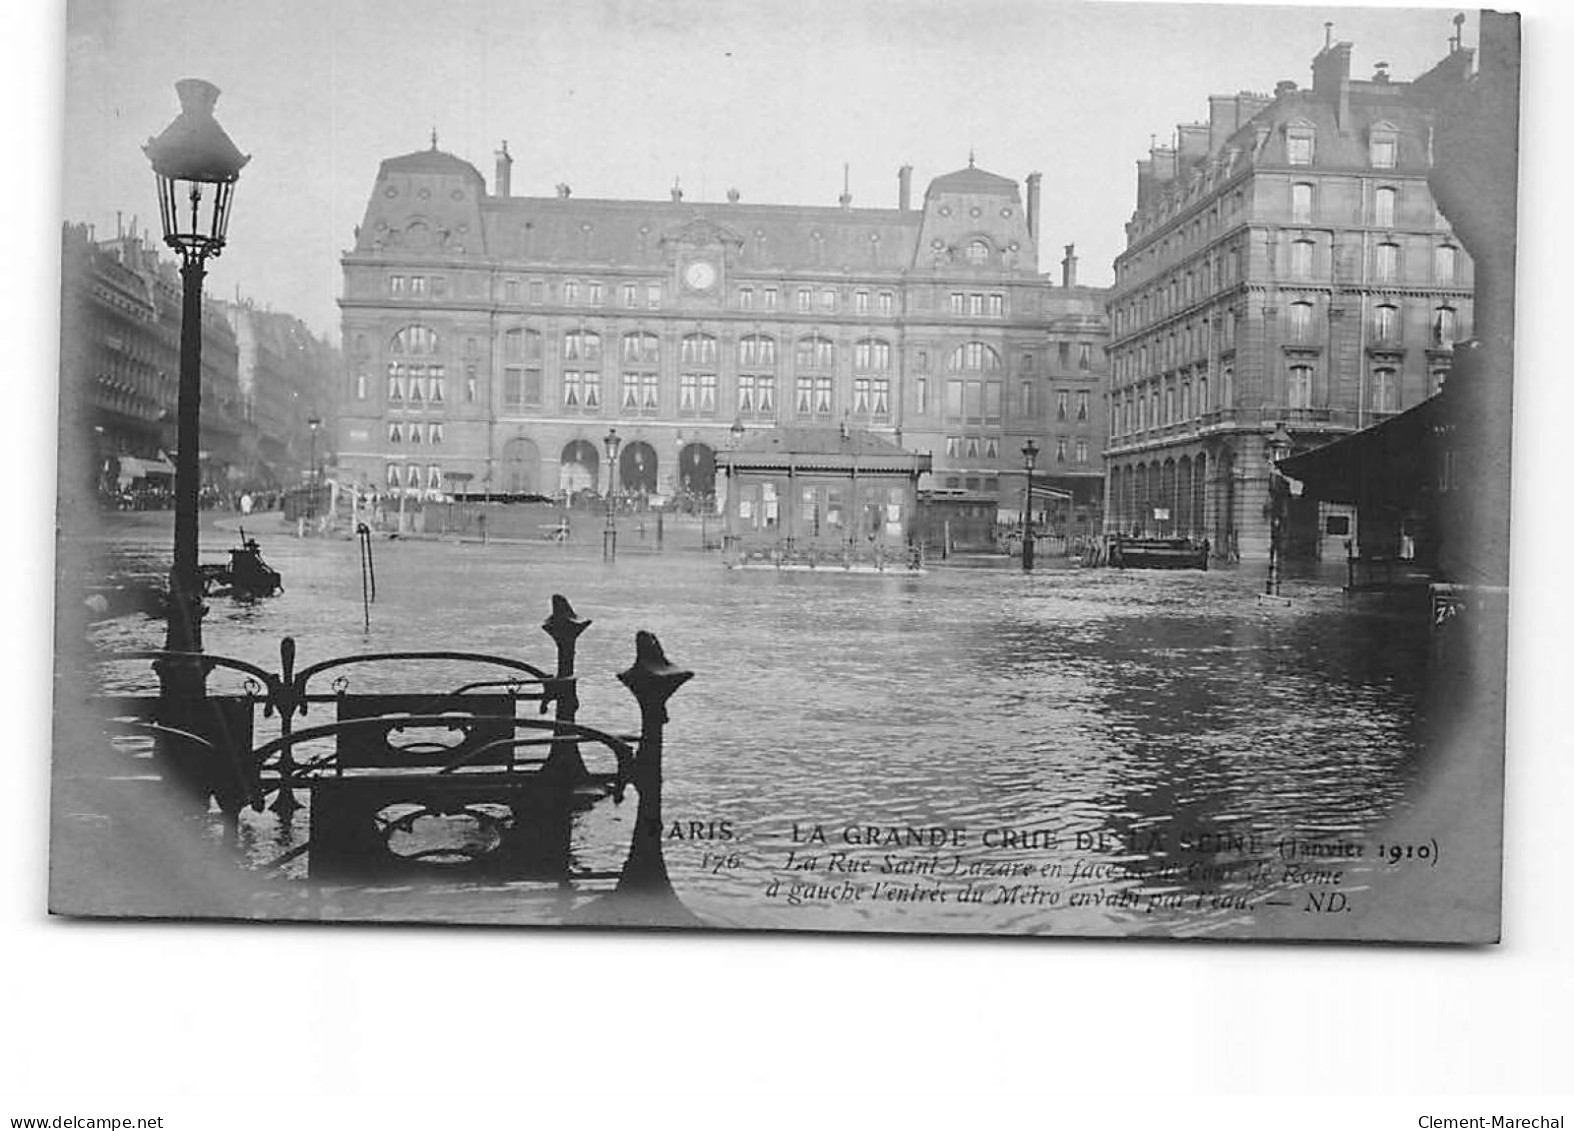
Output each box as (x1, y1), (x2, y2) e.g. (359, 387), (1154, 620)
(1370, 130), (1398, 170)
(1372, 367), (1398, 413)
(1286, 126), (1314, 166)
(738, 335), (778, 419)
(1289, 301), (1314, 343)
(1287, 364), (1313, 409)
(621, 332), (660, 414)
(679, 333), (719, 416)
(1433, 307), (1458, 348)
(1077, 390), (1089, 421)
(1291, 182), (1314, 224)
(851, 377), (891, 421)
(1291, 239), (1315, 279)
(1374, 303), (1400, 343)
(1374, 241), (1399, 283)
(1435, 245), (1458, 284)
(501, 329), (542, 409)
(1374, 186), (1397, 227)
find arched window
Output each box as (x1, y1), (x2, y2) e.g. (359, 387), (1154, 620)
(390, 325), (440, 356)
(621, 332), (659, 364)
(965, 240), (990, 265)
(795, 335), (836, 370)
(680, 333), (718, 365)
(853, 338), (891, 371)
(562, 330), (601, 362)
(945, 342), (1002, 372)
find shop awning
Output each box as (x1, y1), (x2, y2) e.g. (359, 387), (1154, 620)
(116, 455), (177, 483)
(1277, 396), (1441, 505)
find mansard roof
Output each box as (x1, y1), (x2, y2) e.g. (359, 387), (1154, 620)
(480, 196), (923, 271)
(925, 164), (1021, 200)
(381, 147), (486, 180)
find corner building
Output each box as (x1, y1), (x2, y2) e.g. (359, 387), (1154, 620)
(1103, 30), (1475, 559)
(337, 146), (1108, 522)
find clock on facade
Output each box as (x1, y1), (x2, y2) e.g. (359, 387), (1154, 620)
(683, 259), (718, 291)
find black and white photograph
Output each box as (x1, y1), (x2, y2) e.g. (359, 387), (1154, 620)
(44, 0), (1522, 941)
(9, 0), (1574, 1120)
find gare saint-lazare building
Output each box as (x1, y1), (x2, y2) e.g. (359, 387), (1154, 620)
(336, 138), (1109, 524)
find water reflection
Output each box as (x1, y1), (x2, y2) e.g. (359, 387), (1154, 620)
(68, 520), (1438, 934)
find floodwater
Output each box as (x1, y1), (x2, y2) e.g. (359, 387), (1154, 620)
(66, 512), (1442, 937)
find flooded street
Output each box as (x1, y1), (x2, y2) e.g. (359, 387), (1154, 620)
(66, 512), (1438, 936)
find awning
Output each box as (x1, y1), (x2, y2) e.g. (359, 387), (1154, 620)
(1277, 395), (1442, 505)
(116, 455), (177, 484)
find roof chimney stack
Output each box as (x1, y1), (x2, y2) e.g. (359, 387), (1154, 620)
(1061, 244), (1078, 288)
(495, 141), (512, 198)
(898, 164), (913, 211)
(1026, 172), (1042, 243)
(839, 163), (853, 209)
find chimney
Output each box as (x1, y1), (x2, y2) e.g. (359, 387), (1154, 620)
(1312, 40), (1354, 128)
(726, 187), (740, 203)
(1177, 123), (1210, 164)
(671, 177), (683, 202)
(1026, 172), (1042, 242)
(1061, 244), (1078, 288)
(839, 163), (852, 209)
(495, 141), (512, 198)
(1150, 145), (1177, 184)
(898, 164), (913, 211)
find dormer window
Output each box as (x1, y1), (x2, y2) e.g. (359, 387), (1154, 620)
(1285, 121), (1315, 167)
(965, 240), (990, 265)
(1369, 123), (1398, 170)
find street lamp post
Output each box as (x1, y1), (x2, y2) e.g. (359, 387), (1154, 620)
(603, 428), (621, 561)
(1021, 439), (1040, 572)
(1265, 423), (1294, 596)
(306, 416), (321, 523)
(144, 79), (248, 704)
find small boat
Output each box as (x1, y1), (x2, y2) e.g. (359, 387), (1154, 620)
(1108, 536), (1209, 571)
(200, 533), (283, 598)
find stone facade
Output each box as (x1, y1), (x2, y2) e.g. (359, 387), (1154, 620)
(1103, 27), (1476, 560)
(337, 147), (1109, 520)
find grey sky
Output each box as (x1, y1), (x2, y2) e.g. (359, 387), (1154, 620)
(62, 0), (1474, 341)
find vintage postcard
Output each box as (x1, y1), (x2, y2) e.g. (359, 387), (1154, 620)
(49, 0), (1519, 942)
